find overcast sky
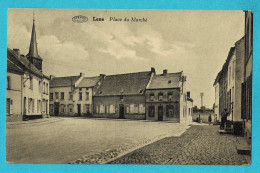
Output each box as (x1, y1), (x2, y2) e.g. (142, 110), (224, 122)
(7, 9), (245, 108)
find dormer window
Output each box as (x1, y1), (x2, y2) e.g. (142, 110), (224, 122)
(158, 93), (163, 101)
(150, 93), (155, 101)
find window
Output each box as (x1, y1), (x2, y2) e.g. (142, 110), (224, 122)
(68, 104), (73, 113)
(50, 93), (53, 101)
(37, 100), (40, 113)
(129, 104), (138, 113)
(148, 105), (155, 117)
(86, 92), (89, 100)
(232, 60), (235, 80)
(30, 77), (33, 90)
(61, 92), (64, 100)
(32, 99), (35, 113)
(166, 105), (174, 117)
(6, 98), (12, 115)
(43, 82), (45, 93)
(106, 105), (110, 113)
(50, 104), (54, 113)
(28, 98), (31, 113)
(38, 81), (41, 92)
(46, 83), (49, 94)
(168, 92), (173, 100)
(7, 76), (10, 89)
(110, 105), (115, 113)
(55, 92), (59, 100)
(96, 105), (99, 113)
(79, 88), (82, 91)
(158, 93), (163, 101)
(79, 92), (82, 101)
(120, 95), (123, 101)
(150, 93), (155, 101)
(99, 105), (105, 113)
(60, 104), (65, 113)
(138, 104), (145, 113)
(85, 104), (90, 113)
(69, 92), (73, 100)
(126, 104), (130, 113)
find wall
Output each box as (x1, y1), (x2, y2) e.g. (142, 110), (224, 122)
(214, 83), (220, 121)
(93, 95), (146, 120)
(145, 89), (180, 122)
(73, 87), (94, 116)
(6, 72), (23, 121)
(192, 109), (214, 123)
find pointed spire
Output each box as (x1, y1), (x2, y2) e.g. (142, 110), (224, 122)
(28, 13), (41, 59)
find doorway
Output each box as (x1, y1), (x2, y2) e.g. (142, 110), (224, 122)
(77, 104), (81, 117)
(54, 102), (59, 116)
(158, 106), (163, 121)
(119, 104), (124, 119)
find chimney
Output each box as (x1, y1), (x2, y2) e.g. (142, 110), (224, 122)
(151, 67), (155, 73)
(187, 91), (190, 98)
(163, 69), (167, 75)
(100, 74), (106, 79)
(80, 72), (85, 77)
(13, 49), (20, 57)
(50, 75), (55, 80)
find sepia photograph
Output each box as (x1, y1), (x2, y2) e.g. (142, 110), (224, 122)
(6, 9), (252, 165)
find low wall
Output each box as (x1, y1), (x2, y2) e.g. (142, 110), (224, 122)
(192, 109), (214, 123)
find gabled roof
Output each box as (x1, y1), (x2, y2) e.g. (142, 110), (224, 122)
(95, 71), (152, 96)
(76, 76), (101, 88)
(7, 48), (47, 79)
(147, 72), (182, 89)
(7, 58), (25, 74)
(50, 75), (80, 88)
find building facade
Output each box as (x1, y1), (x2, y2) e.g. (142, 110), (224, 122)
(93, 69), (155, 120)
(6, 18), (50, 121)
(49, 73), (103, 116)
(145, 70), (192, 123)
(242, 11), (253, 141)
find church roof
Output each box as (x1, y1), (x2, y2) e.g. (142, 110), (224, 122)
(146, 72), (183, 89)
(94, 71), (152, 96)
(27, 19), (42, 60)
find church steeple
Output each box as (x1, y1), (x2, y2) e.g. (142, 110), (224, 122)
(27, 13), (43, 71)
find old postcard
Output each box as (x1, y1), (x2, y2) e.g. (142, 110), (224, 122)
(6, 9), (252, 164)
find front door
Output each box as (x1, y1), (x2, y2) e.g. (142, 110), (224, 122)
(158, 106), (163, 121)
(119, 104), (124, 119)
(54, 102), (59, 116)
(77, 104), (81, 117)
(23, 97), (26, 115)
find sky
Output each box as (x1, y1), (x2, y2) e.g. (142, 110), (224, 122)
(7, 9), (245, 108)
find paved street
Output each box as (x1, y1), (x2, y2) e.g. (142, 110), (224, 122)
(6, 117), (190, 163)
(109, 125), (250, 165)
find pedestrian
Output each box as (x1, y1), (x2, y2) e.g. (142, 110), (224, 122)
(220, 109), (228, 130)
(208, 114), (212, 125)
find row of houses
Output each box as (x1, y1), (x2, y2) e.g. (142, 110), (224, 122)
(6, 19), (50, 121)
(213, 11), (252, 140)
(49, 68), (193, 123)
(7, 18), (193, 123)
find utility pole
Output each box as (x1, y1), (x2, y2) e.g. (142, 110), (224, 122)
(200, 92), (204, 108)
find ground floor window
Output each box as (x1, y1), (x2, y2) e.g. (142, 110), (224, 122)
(110, 105), (115, 113)
(99, 105), (105, 113)
(50, 104), (54, 113)
(60, 104), (65, 113)
(166, 105), (174, 117)
(6, 98), (13, 115)
(85, 104), (90, 113)
(148, 105), (155, 117)
(138, 104), (145, 113)
(68, 104), (73, 113)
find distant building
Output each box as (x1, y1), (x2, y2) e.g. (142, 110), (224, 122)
(6, 18), (50, 121)
(93, 68), (155, 120)
(49, 73), (103, 116)
(192, 107), (214, 123)
(145, 70), (192, 123)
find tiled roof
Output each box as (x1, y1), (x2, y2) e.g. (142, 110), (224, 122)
(7, 58), (25, 74)
(7, 48), (47, 79)
(95, 71), (152, 96)
(147, 72), (182, 89)
(76, 76), (101, 88)
(50, 76), (80, 88)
